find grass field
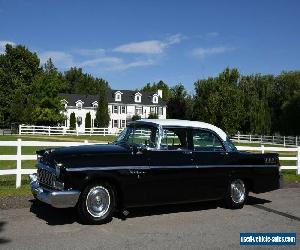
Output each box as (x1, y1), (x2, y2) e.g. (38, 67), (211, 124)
(0, 135), (299, 196)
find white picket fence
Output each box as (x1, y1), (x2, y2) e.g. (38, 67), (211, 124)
(19, 125), (122, 136)
(0, 139), (299, 188)
(232, 134), (300, 147)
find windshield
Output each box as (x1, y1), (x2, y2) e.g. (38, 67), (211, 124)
(226, 137), (237, 151)
(115, 125), (159, 148)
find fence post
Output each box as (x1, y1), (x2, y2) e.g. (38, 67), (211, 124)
(272, 136), (274, 145)
(238, 133), (240, 143)
(19, 125), (21, 135)
(296, 136), (298, 146)
(48, 126), (51, 136)
(261, 135), (263, 143)
(76, 129), (79, 136)
(283, 136), (286, 147)
(16, 139), (22, 188)
(249, 135), (252, 142)
(261, 145), (264, 154)
(297, 147), (300, 175)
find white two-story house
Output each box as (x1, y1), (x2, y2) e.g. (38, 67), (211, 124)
(60, 89), (167, 133)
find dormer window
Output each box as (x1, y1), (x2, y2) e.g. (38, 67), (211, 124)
(75, 100), (84, 110)
(152, 94), (159, 104)
(61, 99), (68, 109)
(92, 101), (98, 109)
(135, 92), (142, 103)
(115, 91), (123, 102)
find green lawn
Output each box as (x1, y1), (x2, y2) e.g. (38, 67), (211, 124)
(0, 134), (116, 142)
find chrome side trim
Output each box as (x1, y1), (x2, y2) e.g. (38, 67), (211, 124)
(29, 173), (80, 208)
(65, 164), (279, 172)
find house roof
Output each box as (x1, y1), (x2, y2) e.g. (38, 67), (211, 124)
(59, 89), (166, 107)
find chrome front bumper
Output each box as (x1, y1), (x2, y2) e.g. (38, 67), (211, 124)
(29, 173), (80, 208)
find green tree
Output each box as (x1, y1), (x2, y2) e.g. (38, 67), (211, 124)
(141, 80), (170, 102)
(29, 58), (66, 125)
(70, 112), (76, 129)
(280, 92), (300, 135)
(167, 84), (190, 119)
(132, 114), (141, 121)
(85, 112), (92, 129)
(95, 87), (110, 127)
(64, 67), (108, 95)
(193, 68), (244, 134)
(0, 44), (41, 124)
(32, 97), (65, 126)
(148, 113), (158, 119)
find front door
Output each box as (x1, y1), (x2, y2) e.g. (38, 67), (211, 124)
(147, 127), (200, 204)
(191, 129), (228, 200)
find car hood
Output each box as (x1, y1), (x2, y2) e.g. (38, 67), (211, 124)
(37, 143), (130, 164)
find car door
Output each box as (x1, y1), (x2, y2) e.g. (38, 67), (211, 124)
(191, 129), (229, 200)
(147, 127), (200, 205)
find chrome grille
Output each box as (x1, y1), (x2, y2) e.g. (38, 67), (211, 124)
(37, 168), (55, 187)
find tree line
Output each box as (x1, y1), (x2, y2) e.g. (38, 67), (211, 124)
(0, 44), (299, 135)
(0, 44), (109, 127)
(141, 68), (300, 135)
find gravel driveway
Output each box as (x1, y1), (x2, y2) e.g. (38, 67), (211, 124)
(0, 188), (299, 250)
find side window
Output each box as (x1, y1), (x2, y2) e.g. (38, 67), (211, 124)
(160, 128), (188, 150)
(193, 130), (224, 151)
(127, 126), (158, 148)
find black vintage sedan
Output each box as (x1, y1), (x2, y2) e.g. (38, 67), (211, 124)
(29, 119), (281, 224)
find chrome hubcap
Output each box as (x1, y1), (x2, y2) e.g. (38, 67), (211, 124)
(86, 186), (110, 217)
(230, 179), (245, 204)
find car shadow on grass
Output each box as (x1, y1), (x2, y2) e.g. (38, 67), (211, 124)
(29, 195), (271, 225)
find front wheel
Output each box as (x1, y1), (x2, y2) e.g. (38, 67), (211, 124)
(225, 179), (247, 209)
(77, 182), (115, 224)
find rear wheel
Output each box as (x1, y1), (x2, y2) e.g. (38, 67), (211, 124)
(77, 182), (115, 224)
(225, 179), (247, 209)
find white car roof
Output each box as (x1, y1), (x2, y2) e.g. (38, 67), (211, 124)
(137, 119), (228, 141)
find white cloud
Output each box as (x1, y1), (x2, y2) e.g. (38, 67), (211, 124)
(166, 33), (186, 45)
(191, 46), (231, 59)
(206, 32), (219, 38)
(113, 33), (185, 54)
(39, 51), (74, 68)
(74, 48), (105, 56)
(113, 40), (165, 54)
(103, 59), (155, 71)
(79, 56), (122, 67)
(0, 40), (15, 54)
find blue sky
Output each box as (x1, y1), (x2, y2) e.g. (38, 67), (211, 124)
(0, 0), (299, 91)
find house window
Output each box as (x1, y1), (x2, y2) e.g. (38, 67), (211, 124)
(115, 94), (121, 102)
(77, 103), (82, 110)
(150, 106), (155, 113)
(93, 102), (98, 109)
(113, 105), (118, 114)
(113, 119), (119, 128)
(158, 107), (163, 115)
(121, 106), (126, 114)
(135, 106), (143, 115)
(153, 96), (158, 103)
(135, 93), (142, 103)
(121, 120), (126, 128)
